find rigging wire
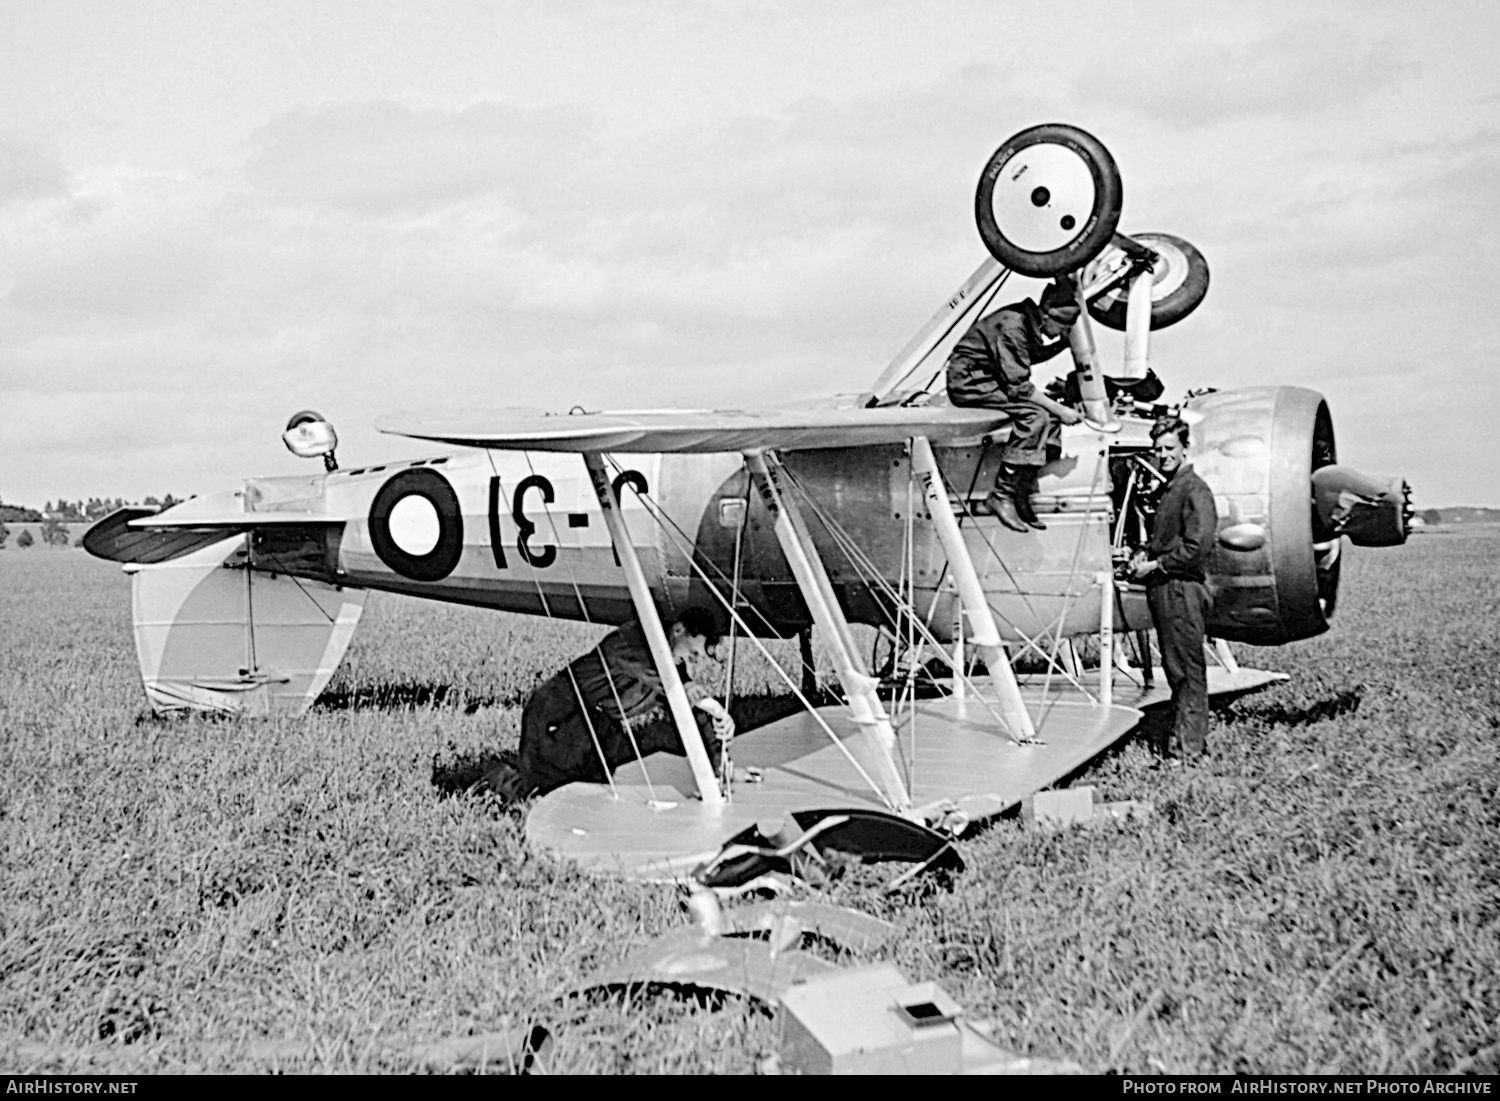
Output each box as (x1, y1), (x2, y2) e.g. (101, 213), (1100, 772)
(607, 456), (896, 808)
(1107, 461), (1147, 688)
(888, 266), (1012, 404)
(257, 550), (339, 625)
(776, 461), (1016, 732)
(772, 459), (1027, 739)
(719, 471), (752, 792)
(944, 450), (1102, 699)
(1034, 447), (1110, 711)
(590, 459), (837, 718)
(519, 451), (667, 805)
(901, 459), (919, 787)
(856, 439), (1112, 714)
(478, 454), (612, 801)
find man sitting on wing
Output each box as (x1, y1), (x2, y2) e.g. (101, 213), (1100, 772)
(946, 278), (1084, 532)
(476, 607), (735, 800)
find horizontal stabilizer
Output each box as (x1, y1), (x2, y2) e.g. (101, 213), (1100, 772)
(377, 405), (1010, 454)
(125, 487), (345, 531)
(83, 507), (243, 565)
(84, 502), (342, 565)
(127, 512), (343, 530)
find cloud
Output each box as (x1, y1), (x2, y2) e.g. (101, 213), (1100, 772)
(4, 62), (1495, 506)
(242, 101), (595, 217)
(0, 168), (220, 326)
(1208, 128), (1500, 309)
(1079, 22), (1418, 127)
(3, 85), (1027, 501)
(217, 88), (1039, 398)
(0, 134), (67, 207)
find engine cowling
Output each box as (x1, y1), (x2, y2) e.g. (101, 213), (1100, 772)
(1189, 386), (1404, 645)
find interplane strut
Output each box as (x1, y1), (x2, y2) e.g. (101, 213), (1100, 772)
(745, 451), (913, 813)
(907, 436), (1037, 742)
(582, 451), (724, 808)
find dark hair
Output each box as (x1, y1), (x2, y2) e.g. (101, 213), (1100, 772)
(1150, 416), (1190, 447)
(1040, 279), (1079, 314)
(674, 606), (721, 647)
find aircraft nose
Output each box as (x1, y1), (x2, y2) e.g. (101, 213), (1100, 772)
(1311, 465), (1410, 547)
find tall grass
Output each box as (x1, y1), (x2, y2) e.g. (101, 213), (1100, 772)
(0, 532), (1495, 1073)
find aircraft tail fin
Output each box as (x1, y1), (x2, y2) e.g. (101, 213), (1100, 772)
(130, 534), (365, 716)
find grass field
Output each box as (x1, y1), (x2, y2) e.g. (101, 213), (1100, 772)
(1, 531), (1497, 1074)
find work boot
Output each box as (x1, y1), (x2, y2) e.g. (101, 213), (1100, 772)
(1014, 468), (1047, 530)
(979, 464), (1030, 533)
(979, 491), (1029, 531)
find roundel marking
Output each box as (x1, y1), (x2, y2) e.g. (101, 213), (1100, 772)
(387, 494), (441, 555)
(368, 468), (465, 582)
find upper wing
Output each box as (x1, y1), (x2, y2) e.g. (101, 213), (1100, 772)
(375, 404), (1008, 453)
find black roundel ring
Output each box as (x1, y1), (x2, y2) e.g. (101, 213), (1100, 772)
(368, 468), (465, 582)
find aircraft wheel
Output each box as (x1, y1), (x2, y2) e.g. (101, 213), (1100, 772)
(974, 123), (1123, 276)
(1081, 232), (1209, 331)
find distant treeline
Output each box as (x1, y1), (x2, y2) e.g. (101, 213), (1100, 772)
(0, 495), (181, 523)
(1418, 507), (1500, 525)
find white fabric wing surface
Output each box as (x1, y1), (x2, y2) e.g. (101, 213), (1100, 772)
(375, 405), (1009, 453)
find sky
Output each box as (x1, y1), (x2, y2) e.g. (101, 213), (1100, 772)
(2, 0), (1498, 509)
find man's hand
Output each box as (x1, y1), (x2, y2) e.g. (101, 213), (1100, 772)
(1129, 554), (1158, 581)
(684, 682), (710, 705)
(1032, 393), (1083, 425)
(694, 695), (734, 740)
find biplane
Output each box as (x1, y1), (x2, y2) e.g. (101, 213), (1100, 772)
(84, 124), (1410, 878)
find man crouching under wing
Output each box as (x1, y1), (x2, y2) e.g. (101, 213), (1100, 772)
(476, 607), (735, 800)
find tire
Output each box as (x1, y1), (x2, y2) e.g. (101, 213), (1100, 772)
(1081, 232), (1209, 331)
(974, 123), (1123, 276)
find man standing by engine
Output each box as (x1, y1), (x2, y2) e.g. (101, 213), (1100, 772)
(1131, 417), (1218, 761)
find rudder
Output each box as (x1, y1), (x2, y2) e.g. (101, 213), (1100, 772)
(128, 534), (366, 715)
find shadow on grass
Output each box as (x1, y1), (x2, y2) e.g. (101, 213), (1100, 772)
(1042, 685), (1368, 794)
(125, 681), (525, 722)
(132, 709), (241, 727)
(315, 681), (524, 714)
(1231, 686), (1364, 727)
(432, 748), (520, 798)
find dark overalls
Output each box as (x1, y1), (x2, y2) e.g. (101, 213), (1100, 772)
(516, 622), (719, 796)
(945, 299), (1068, 465)
(1145, 464), (1218, 758)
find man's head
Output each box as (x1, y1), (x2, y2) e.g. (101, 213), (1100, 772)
(1039, 279), (1081, 338)
(1150, 416), (1191, 476)
(669, 606), (721, 662)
